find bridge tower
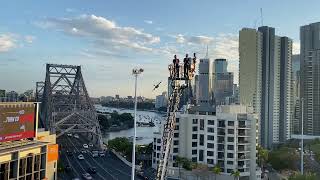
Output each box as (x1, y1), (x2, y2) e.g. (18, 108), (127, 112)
(39, 64), (103, 147)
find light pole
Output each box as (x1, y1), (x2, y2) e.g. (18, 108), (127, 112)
(132, 68), (144, 180)
(301, 97), (304, 175)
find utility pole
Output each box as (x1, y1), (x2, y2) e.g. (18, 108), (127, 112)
(131, 68), (144, 180)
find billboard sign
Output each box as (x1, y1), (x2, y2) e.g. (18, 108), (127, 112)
(0, 103), (36, 142)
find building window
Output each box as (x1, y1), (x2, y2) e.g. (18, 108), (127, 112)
(228, 129), (234, 134)
(192, 157), (197, 162)
(227, 137), (234, 142)
(157, 139), (161, 143)
(174, 140), (179, 145)
(227, 169), (233, 173)
(157, 146), (161, 150)
(173, 148), (179, 153)
(208, 127), (214, 133)
(192, 126), (198, 132)
(192, 150), (197, 155)
(175, 125), (179, 130)
(192, 142), (197, 147)
(174, 133), (179, 138)
(157, 153), (160, 158)
(154, 138), (156, 143)
(208, 120), (215, 125)
(199, 150), (204, 161)
(200, 119), (204, 130)
(227, 145), (234, 150)
(176, 118), (179, 123)
(227, 161), (233, 165)
(193, 119), (198, 124)
(227, 153), (233, 158)
(200, 134), (204, 146)
(207, 143), (214, 148)
(207, 151), (214, 156)
(153, 152), (156, 157)
(199, 111), (207, 115)
(228, 121), (234, 126)
(207, 159), (214, 164)
(192, 134), (198, 139)
(207, 135), (214, 141)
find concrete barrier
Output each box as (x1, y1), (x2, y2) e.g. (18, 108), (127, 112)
(111, 149), (141, 170)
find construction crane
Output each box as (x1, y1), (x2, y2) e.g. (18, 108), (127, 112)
(156, 53), (197, 180)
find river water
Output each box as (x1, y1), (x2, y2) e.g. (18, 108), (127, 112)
(95, 105), (165, 145)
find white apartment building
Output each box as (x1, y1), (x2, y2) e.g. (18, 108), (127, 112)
(152, 105), (261, 180)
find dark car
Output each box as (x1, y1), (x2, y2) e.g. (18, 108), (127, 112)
(87, 167), (97, 174)
(65, 164), (72, 172)
(66, 150), (72, 156)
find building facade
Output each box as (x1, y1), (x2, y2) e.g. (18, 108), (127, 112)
(300, 22), (320, 135)
(152, 105), (261, 180)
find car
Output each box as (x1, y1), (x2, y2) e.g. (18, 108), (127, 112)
(65, 164), (72, 172)
(66, 150), (72, 156)
(74, 134), (79, 138)
(99, 151), (105, 157)
(89, 143), (93, 147)
(77, 154), (84, 160)
(83, 144), (89, 149)
(82, 173), (93, 180)
(67, 133), (72, 137)
(71, 178), (80, 180)
(92, 152), (98, 158)
(87, 167), (97, 174)
(81, 149), (87, 154)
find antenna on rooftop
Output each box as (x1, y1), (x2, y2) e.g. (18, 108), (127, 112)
(260, 8), (264, 26)
(205, 45), (209, 58)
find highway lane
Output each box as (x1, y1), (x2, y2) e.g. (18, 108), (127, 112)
(74, 134), (132, 180)
(65, 136), (114, 180)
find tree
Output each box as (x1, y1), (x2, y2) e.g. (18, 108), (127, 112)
(231, 170), (240, 180)
(288, 172), (317, 180)
(268, 147), (298, 171)
(257, 145), (268, 170)
(211, 165), (221, 180)
(175, 156), (184, 179)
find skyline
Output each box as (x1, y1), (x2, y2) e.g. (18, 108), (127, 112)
(0, 0), (319, 98)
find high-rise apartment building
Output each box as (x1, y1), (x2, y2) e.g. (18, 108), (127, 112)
(215, 58), (228, 73)
(197, 57), (213, 107)
(239, 27), (293, 149)
(300, 22), (320, 135)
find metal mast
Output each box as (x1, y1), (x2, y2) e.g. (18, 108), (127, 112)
(156, 54), (196, 180)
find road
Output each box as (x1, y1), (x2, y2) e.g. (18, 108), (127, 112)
(58, 134), (141, 180)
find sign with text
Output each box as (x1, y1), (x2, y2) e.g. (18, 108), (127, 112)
(47, 144), (59, 162)
(0, 103), (36, 142)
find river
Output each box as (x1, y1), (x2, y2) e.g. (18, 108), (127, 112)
(95, 104), (165, 145)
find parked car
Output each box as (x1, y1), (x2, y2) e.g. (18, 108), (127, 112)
(82, 173), (93, 180)
(83, 144), (89, 149)
(88, 167), (97, 174)
(78, 154), (84, 160)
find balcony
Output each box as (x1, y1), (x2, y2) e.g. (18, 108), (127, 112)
(238, 129), (249, 136)
(218, 129), (226, 136)
(238, 145), (250, 152)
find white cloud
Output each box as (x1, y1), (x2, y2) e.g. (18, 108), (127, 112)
(175, 34), (214, 45)
(144, 20), (153, 24)
(293, 41), (300, 55)
(0, 34), (16, 52)
(39, 14), (160, 53)
(24, 35), (36, 43)
(66, 8), (76, 13)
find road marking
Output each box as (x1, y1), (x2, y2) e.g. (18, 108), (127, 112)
(66, 136), (111, 180)
(64, 153), (81, 178)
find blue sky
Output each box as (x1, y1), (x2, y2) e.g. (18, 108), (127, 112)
(0, 0), (319, 98)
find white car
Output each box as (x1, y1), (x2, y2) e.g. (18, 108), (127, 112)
(99, 151), (105, 157)
(78, 154), (84, 160)
(82, 173), (93, 180)
(83, 144), (89, 149)
(74, 134), (79, 139)
(81, 149), (87, 154)
(67, 133), (72, 137)
(92, 152), (98, 158)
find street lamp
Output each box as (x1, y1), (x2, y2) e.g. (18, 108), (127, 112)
(132, 68), (144, 180)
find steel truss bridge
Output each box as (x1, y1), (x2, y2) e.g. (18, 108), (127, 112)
(36, 64), (102, 147)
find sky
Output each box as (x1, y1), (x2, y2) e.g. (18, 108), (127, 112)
(0, 0), (319, 98)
